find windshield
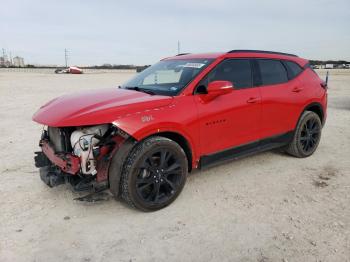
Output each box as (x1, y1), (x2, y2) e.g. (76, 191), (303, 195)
(121, 58), (213, 96)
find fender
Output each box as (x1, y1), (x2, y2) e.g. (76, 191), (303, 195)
(114, 121), (199, 169)
(112, 97), (200, 169)
(304, 102), (324, 121)
(295, 101), (325, 129)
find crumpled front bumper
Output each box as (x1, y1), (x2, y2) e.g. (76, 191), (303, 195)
(34, 140), (81, 187)
(37, 140), (80, 175)
(34, 132), (127, 191)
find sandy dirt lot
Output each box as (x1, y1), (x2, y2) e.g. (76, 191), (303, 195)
(0, 69), (349, 262)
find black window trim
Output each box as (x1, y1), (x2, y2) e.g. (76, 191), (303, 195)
(252, 59), (262, 87)
(194, 58), (255, 94)
(282, 60), (304, 80)
(193, 57), (306, 93)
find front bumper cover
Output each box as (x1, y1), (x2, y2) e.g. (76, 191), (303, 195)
(34, 139), (81, 188)
(38, 139), (80, 174)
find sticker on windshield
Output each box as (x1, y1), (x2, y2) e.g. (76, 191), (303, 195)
(183, 63), (205, 69)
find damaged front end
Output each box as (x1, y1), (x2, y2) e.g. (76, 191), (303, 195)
(34, 124), (129, 193)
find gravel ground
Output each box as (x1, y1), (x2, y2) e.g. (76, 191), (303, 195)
(0, 69), (349, 262)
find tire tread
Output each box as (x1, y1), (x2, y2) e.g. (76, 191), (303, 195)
(120, 136), (187, 211)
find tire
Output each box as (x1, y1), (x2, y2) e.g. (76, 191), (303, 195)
(109, 139), (137, 198)
(120, 136), (188, 211)
(286, 111), (322, 158)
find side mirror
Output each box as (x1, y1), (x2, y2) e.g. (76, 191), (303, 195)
(207, 81), (234, 96)
(198, 81), (233, 103)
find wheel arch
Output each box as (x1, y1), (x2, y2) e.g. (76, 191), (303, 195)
(142, 131), (194, 172)
(303, 102), (324, 124)
(108, 130), (194, 199)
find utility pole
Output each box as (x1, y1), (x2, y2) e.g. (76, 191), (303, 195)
(177, 41), (180, 55)
(1, 49), (4, 67)
(64, 48), (69, 68)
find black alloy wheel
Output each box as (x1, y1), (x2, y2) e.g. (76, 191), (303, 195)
(285, 111), (322, 158)
(299, 117), (321, 154)
(119, 136), (187, 211)
(136, 148), (183, 204)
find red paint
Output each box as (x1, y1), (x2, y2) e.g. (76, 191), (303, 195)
(69, 66), (83, 74)
(33, 51), (327, 171)
(201, 80), (233, 102)
(96, 135), (125, 182)
(41, 140), (80, 174)
(33, 88), (173, 127)
(195, 85), (261, 155)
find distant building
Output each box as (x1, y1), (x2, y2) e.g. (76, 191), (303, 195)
(13, 56), (24, 67)
(0, 56), (11, 67)
(13, 56), (25, 67)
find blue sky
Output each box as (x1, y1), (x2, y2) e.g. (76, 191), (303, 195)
(1, 0), (349, 65)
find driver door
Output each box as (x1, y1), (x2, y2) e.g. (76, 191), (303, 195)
(194, 59), (261, 156)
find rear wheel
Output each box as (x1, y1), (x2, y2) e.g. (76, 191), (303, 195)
(286, 111), (322, 158)
(120, 136), (188, 211)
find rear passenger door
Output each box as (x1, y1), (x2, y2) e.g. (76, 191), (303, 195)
(256, 59), (303, 138)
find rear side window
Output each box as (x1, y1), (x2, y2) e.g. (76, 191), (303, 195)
(207, 59), (252, 88)
(284, 60), (303, 79)
(304, 62), (319, 76)
(258, 59), (288, 85)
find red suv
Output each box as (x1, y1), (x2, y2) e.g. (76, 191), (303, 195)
(33, 50), (328, 211)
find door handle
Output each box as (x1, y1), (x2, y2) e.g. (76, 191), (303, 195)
(292, 87), (303, 93)
(246, 97), (260, 103)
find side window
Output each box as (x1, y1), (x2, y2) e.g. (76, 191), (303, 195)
(207, 59), (252, 89)
(258, 59), (288, 85)
(284, 60), (303, 79)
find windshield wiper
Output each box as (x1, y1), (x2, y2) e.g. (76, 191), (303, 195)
(125, 86), (155, 95)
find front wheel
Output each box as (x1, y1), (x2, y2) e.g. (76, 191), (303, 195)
(285, 111), (322, 158)
(120, 136), (188, 211)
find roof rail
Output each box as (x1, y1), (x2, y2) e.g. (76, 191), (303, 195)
(176, 53), (191, 56)
(227, 50), (298, 57)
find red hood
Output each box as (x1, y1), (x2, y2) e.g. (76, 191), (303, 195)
(32, 88), (173, 127)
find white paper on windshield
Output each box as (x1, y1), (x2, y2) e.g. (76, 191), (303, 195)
(183, 63), (205, 69)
